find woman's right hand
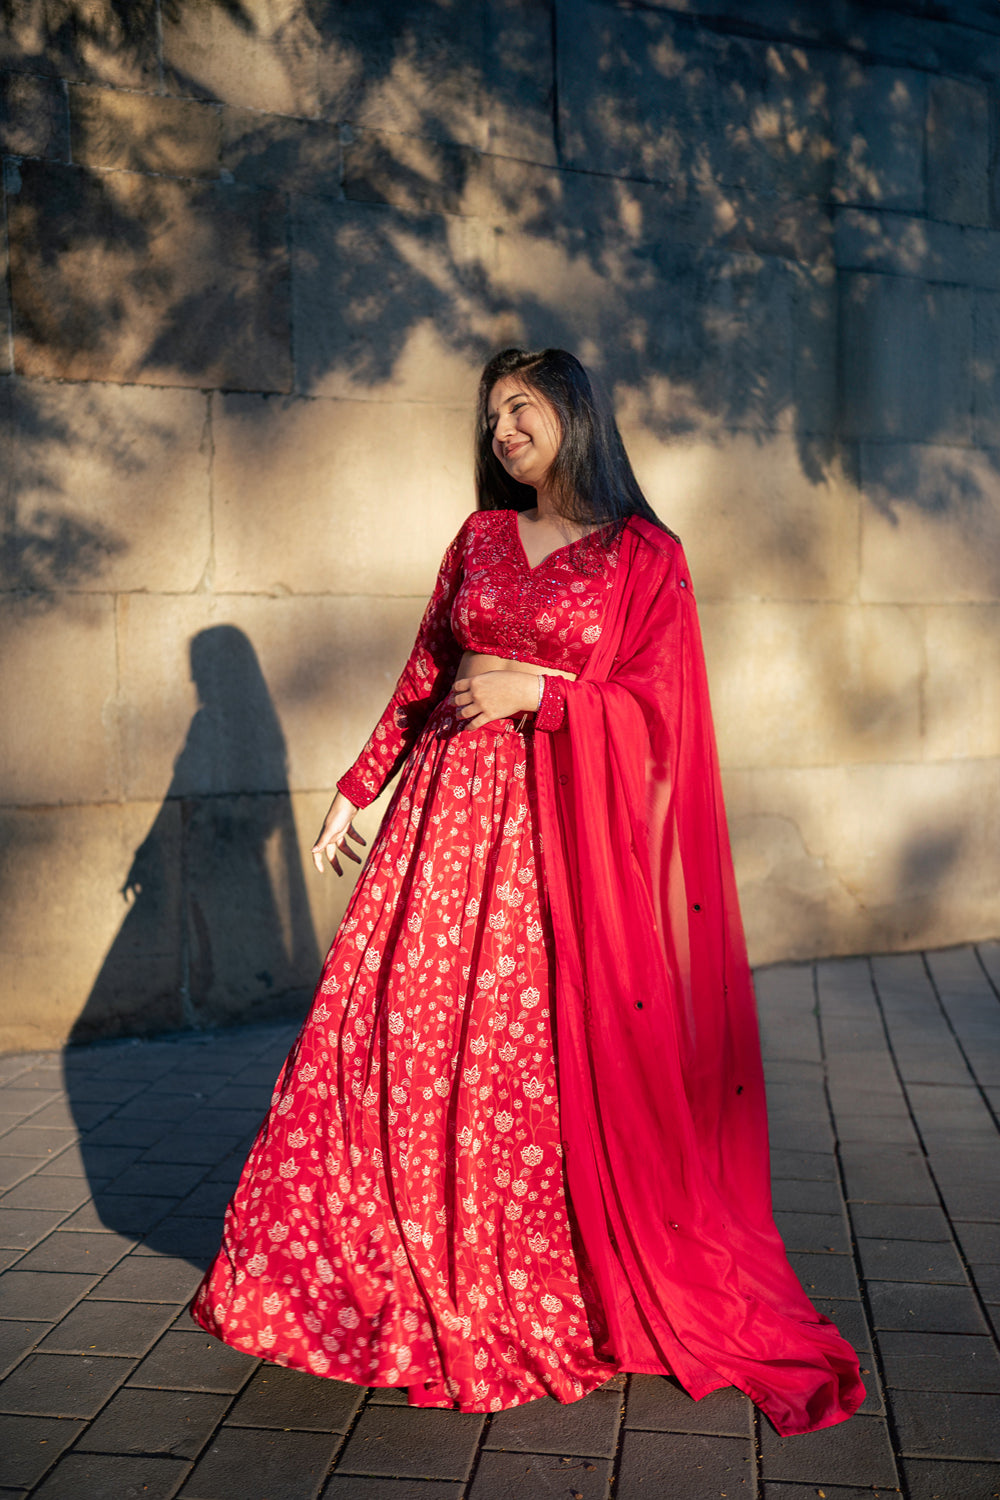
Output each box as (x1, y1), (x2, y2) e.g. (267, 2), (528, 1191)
(311, 792), (366, 876)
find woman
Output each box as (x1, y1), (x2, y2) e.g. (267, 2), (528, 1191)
(192, 348), (864, 1435)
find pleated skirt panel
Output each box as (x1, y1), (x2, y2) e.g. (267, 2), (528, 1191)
(191, 698), (616, 1411)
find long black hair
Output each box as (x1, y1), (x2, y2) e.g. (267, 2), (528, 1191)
(474, 347), (672, 536)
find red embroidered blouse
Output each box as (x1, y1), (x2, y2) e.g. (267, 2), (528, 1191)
(336, 508), (622, 810)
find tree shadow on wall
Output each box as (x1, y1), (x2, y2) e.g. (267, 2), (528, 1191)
(71, 625), (319, 1046)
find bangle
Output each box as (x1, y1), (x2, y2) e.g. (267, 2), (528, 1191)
(537, 675), (544, 711)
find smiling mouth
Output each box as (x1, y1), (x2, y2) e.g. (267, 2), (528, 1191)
(504, 441), (529, 459)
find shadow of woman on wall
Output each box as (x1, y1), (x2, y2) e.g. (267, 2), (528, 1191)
(65, 626), (321, 1261)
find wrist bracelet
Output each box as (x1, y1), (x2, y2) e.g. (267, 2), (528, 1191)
(537, 675), (544, 711)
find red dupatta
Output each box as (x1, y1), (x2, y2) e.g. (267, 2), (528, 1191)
(533, 517), (865, 1436)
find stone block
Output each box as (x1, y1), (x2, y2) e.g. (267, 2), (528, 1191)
(0, 71), (69, 159)
(557, 3), (832, 197)
(859, 444), (1000, 604)
(162, 0), (322, 116)
(292, 195), (498, 402)
(69, 86), (221, 176)
(926, 605), (1000, 760)
(856, 1238), (967, 1285)
(60, 1196), (172, 1236)
(1, 378), (211, 594)
(324, 1479), (462, 1500)
(835, 208), (1000, 293)
(0, 4), (158, 88)
(317, 2), (488, 150)
(343, 127), (491, 218)
(787, 1251), (859, 1300)
(759, 1413), (896, 1486)
(8, 161), (291, 391)
(484, 1389), (621, 1456)
(700, 601), (922, 770)
(15, 1231), (133, 1275)
(0, 801), (189, 1054)
(211, 392), (473, 595)
(900, 1458), (1000, 1500)
(726, 760), (1000, 965)
(927, 76), (991, 228)
(840, 1142), (937, 1205)
(973, 289), (1000, 447)
(840, 274), (972, 444)
(774, 1212), (850, 1254)
(468, 1451), (611, 1500)
(0, 1413), (85, 1490)
(0, 1350), (131, 1416)
(128, 1330), (257, 1393)
(221, 109), (341, 195)
(227, 1363), (363, 1433)
(771, 1179), (843, 1215)
(39, 1299), (176, 1357)
(0, 1211), (65, 1253)
(76, 1386), (230, 1458)
(832, 59), (925, 212)
(184, 1428), (341, 1499)
(0, 595), (118, 805)
(890, 1389), (1000, 1460)
(622, 430), (858, 603)
(336, 1404), (484, 1478)
(615, 1429), (753, 1499)
(1, 1178), (93, 1213)
(483, 0), (557, 165)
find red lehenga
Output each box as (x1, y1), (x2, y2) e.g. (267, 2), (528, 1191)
(192, 507), (865, 1433)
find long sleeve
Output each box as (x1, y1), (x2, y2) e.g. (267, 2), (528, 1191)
(336, 518), (471, 810)
(534, 675), (568, 733)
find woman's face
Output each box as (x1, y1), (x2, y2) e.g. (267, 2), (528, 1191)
(488, 376), (562, 492)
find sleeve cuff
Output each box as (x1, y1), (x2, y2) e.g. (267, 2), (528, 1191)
(534, 675), (567, 733)
(336, 770), (377, 811)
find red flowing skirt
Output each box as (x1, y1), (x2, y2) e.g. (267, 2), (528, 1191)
(191, 699), (616, 1411)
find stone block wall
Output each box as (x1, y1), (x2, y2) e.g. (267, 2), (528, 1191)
(1, 0), (998, 1051)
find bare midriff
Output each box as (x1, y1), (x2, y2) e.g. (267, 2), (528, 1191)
(455, 650), (578, 684)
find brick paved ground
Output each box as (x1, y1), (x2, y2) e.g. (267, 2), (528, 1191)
(1, 945), (998, 1499)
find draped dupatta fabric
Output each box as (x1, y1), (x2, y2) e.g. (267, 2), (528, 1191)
(533, 518), (865, 1436)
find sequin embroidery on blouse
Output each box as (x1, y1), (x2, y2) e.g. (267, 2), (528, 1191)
(337, 510), (621, 809)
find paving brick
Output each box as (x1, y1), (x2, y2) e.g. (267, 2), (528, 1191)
(322, 1481), (462, 1500)
(141, 1133), (241, 1167)
(625, 1376), (750, 1436)
(0, 1352), (134, 1417)
(0, 1160), (33, 1192)
(89, 1255), (204, 1304)
(774, 1212), (851, 1254)
(848, 1204), (951, 1241)
(0, 1179), (94, 1214)
(0, 1272), (97, 1322)
(840, 1144), (937, 1205)
(953, 1222), (1000, 1262)
(788, 1252), (860, 1300)
(337, 1404), (485, 1480)
(39, 1299), (177, 1357)
(115, 1096), (203, 1123)
(759, 1412), (897, 1486)
(181, 1427), (341, 1499)
(836, 1114), (921, 1146)
(813, 1299), (873, 1355)
(0, 1414), (85, 1490)
(937, 1183), (1000, 1221)
(184, 1108), (268, 1136)
(0, 1128), (76, 1158)
(21, 1100), (111, 1133)
(972, 1265), (1000, 1301)
(867, 1280), (990, 1334)
(0, 1092), (60, 1119)
(31, 1452), (190, 1500)
(103, 1163), (209, 1199)
(173, 1182), (237, 1218)
(63, 1079), (146, 1106)
(0, 1322), (48, 1379)
(77, 1386), (230, 1458)
(131, 1219), (223, 1262)
(899, 1456), (1000, 1499)
(615, 1429), (754, 1498)
(467, 1449), (612, 1500)
(38, 1144), (142, 1179)
(14, 1231), (134, 1275)
(766, 1119), (834, 1155)
(856, 1237), (968, 1285)
(877, 1331), (1000, 1392)
(772, 1160), (837, 1192)
(82, 1118), (169, 1149)
(128, 1330), (257, 1393)
(485, 1389), (621, 1457)
(761, 1487), (897, 1499)
(890, 1389), (1000, 1460)
(770, 1179), (844, 1215)
(59, 1197), (174, 1235)
(226, 1364), (363, 1432)
(0, 1211), (66, 1251)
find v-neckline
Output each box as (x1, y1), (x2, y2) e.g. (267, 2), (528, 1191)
(509, 508), (601, 574)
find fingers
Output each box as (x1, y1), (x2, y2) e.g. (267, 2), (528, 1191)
(311, 821), (365, 876)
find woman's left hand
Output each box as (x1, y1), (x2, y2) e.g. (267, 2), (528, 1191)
(451, 670), (539, 730)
